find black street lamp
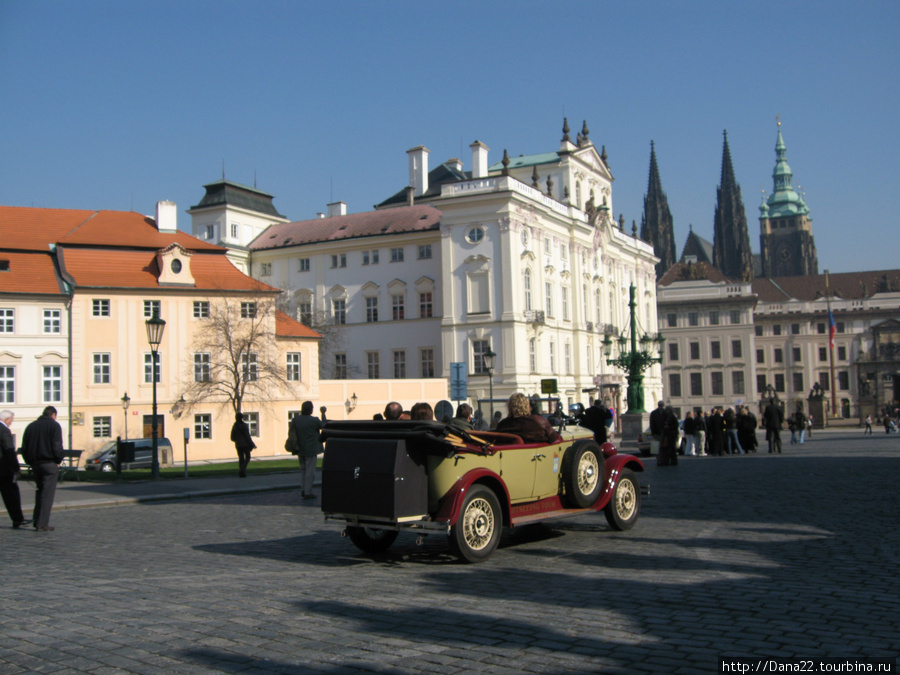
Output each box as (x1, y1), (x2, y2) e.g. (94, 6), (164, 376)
(145, 313), (166, 479)
(483, 348), (497, 421)
(121, 392), (130, 441)
(602, 284), (664, 414)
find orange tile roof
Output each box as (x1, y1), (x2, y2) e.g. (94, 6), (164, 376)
(0, 251), (66, 295)
(59, 248), (277, 292)
(1, 205), (221, 252)
(275, 310), (322, 339)
(752, 270), (900, 302)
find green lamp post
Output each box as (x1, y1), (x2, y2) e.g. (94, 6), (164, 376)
(602, 284), (665, 414)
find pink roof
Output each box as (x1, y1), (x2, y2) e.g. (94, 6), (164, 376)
(251, 205), (442, 250)
(0, 251), (65, 295)
(276, 310), (322, 339)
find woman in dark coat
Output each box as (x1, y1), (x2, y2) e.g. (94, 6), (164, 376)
(708, 408), (726, 457)
(656, 406), (680, 466)
(737, 407), (758, 453)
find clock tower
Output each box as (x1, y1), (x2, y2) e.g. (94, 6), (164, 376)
(759, 121), (818, 277)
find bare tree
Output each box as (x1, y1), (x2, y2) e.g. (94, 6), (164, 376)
(184, 294), (293, 415)
(276, 288), (346, 379)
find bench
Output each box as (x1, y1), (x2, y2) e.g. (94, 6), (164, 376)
(17, 449), (83, 482)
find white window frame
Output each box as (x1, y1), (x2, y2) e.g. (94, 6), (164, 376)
(143, 300), (161, 319)
(193, 301), (209, 319)
(43, 309), (61, 334)
(0, 366), (15, 403)
(0, 308), (14, 333)
(194, 352), (210, 382)
(287, 353), (301, 381)
(420, 348), (435, 378)
(92, 416), (112, 438)
(194, 413), (212, 440)
(392, 350), (407, 378)
(144, 353), (161, 383)
(92, 299), (110, 317)
(241, 352), (259, 381)
(366, 351), (380, 379)
(42, 365), (62, 403)
(92, 353), (111, 384)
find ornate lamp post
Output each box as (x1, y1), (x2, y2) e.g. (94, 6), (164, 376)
(121, 392), (131, 441)
(483, 348), (497, 421)
(145, 313), (166, 480)
(602, 284), (664, 414)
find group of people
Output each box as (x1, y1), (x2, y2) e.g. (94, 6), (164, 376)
(1, 406), (65, 531)
(650, 398), (807, 466)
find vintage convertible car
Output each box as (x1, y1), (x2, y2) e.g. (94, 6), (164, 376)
(320, 420), (646, 563)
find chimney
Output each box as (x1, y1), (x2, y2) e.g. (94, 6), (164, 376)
(447, 157), (463, 173)
(317, 212), (325, 219)
(327, 201), (347, 218)
(405, 186), (415, 206)
(156, 200), (177, 233)
(470, 140), (489, 179)
(407, 145), (429, 196)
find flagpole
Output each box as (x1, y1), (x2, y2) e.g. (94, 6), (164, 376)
(825, 270), (837, 417)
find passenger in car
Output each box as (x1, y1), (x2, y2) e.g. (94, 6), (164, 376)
(447, 403), (474, 432)
(496, 393), (561, 444)
(410, 402), (434, 420)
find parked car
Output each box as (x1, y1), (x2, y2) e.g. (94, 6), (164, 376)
(83, 438), (173, 471)
(321, 420), (647, 563)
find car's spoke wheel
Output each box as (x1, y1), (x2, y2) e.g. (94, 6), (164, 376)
(562, 441), (604, 508)
(346, 526), (398, 554)
(101, 462), (114, 473)
(449, 485), (502, 563)
(604, 468), (640, 531)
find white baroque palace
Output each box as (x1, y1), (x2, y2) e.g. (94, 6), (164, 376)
(238, 124), (661, 413)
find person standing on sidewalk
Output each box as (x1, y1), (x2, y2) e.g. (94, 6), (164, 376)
(763, 399), (784, 454)
(21, 406), (64, 531)
(287, 401), (325, 500)
(0, 410), (30, 529)
(230, 412), (256, 478)
(864, 415), (873, 435)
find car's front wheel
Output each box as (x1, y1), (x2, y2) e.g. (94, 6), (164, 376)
(562, 441), (604, 508)
(604, 468), (640, 530)
(449, 485), (502, 563)
(345, 526), (399, 554)
(100, 462), (115, 473)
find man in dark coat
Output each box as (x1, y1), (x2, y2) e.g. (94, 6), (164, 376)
(763, 399), (784, 454)
(21, 406), (64, 531)
(0, 410), (30, 528)
(578, 400), (613, 444)
(708, 408), (725, 457)
(648, 401), (666, 456)
(657, 406), (680, 466)
(230, 412), (256, 478)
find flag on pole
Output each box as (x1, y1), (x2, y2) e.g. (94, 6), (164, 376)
(828, 308), (836, 349)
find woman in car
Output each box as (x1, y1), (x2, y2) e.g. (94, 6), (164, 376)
(496, 393), (561, 444)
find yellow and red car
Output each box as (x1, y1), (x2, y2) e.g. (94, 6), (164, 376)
(321, 420), (646, 563)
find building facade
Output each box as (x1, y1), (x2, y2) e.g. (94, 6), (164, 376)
(244, 123), (663, 413)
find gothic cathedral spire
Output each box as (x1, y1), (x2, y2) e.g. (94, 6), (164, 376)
(640, 141), (676, 279)
(713, 131), (753, 281)
(758, 119), (818, 277)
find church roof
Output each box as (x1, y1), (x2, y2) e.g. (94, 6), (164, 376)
(250, 205), (442, 250)
(189, 179), (286, 218)
(679, 228), (714, 265)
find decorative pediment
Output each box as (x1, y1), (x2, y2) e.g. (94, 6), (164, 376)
(464, 255), (491, 273)
(415, 276), (435, 292)
(521, 250), (536, 262)
(328, 284), (347, 299)
(387, 278), (407, 293)
(156, 243), (195, 287)
(361, 282), (380, 298)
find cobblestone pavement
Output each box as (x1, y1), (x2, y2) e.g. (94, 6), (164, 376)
(1, 432), (898, 674)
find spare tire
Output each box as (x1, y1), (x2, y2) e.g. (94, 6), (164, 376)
(561, 440), (605, 508)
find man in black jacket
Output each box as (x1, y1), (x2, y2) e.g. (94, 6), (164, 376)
(21, 406), (64, 531)
(0, 410), (30, 528)
(230, 412), (256, 478)
(763, 399), (784, 454)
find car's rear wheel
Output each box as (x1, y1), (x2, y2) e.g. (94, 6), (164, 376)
(604, 468), (640, 530)
(449, 485), (502, 563)
(101, 462), (114, 473)
(562, 441), (604, 508)
(346, 526), (398, 554)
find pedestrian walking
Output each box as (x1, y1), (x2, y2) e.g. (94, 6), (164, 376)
(708, 408), (725, 456)
(287, 401), (325, 500)
(723, 407), (744, 455)
(864, 415), (873, 435)
(793, 409), (808, 444)
(0, 410), (30, 529)
(230, 412), (256, 478)
(20, 406), (64, 531)
(763, 398), (784, 454)
(682, 411), (696, 456)
(656, 406), (680, 466)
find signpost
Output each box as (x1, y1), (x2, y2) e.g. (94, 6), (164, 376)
(450, 362), (467, 402)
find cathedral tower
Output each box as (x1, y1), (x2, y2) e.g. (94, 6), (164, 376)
(712, 131), (753, 280)
(640, 141), (676, 278)
(759, 120), (818, 277)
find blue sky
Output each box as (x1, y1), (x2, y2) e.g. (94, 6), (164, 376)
(2, 1), (897, 274)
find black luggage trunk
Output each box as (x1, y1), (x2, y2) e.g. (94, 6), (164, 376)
(322, 438), (428, 520)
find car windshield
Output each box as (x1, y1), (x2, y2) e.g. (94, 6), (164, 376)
(86, 441), (117, 460)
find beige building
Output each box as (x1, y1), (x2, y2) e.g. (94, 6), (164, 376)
(1, 203), (322, 462)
